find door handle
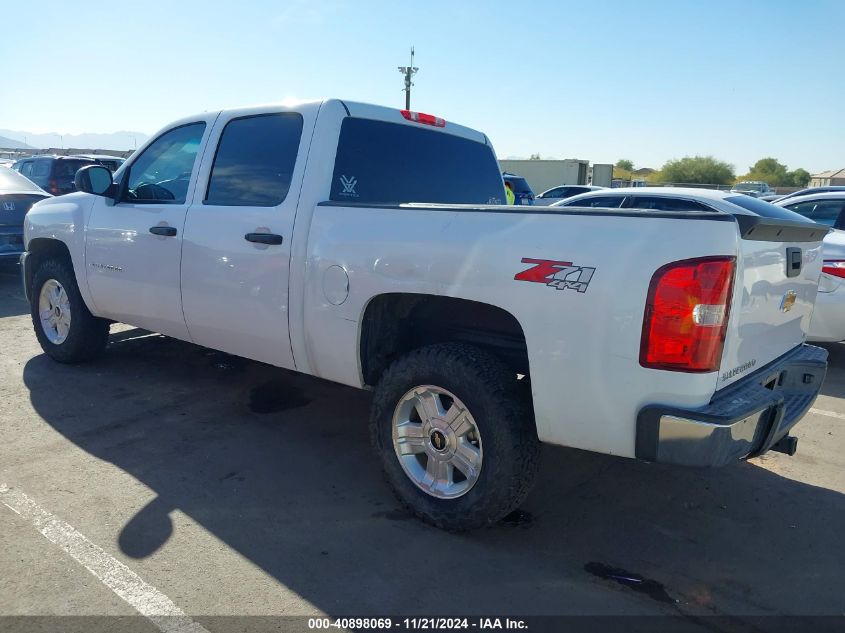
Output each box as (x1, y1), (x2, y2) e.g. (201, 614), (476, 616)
(149, 226), (177, 237)
(245, 233), (283, 245)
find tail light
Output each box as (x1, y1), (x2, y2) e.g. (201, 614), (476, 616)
(640, 256), (736, 372)
(400, 110), (446, 127)
(822, 260), (845, 279)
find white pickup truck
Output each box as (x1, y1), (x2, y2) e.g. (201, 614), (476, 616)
(22, 99), (830, 530)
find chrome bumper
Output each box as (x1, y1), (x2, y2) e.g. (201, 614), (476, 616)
(636, 345), (828, 467)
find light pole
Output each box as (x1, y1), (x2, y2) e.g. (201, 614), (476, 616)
(128, 134), (137, 150)
(397, 47), (418, 110)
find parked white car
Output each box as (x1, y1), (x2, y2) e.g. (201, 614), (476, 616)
(775, 192), (845, 342)
(534, 184), (606, 206)
(556, 187), (844, 345)
(21, 104), (829, 530)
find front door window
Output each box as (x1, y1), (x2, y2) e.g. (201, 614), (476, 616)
(123, 123), (206, 203)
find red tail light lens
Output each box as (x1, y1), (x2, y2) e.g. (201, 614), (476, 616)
(640, 256), (736, 372)
(400, 110), (446, 127)
(822, 260), (845, 279)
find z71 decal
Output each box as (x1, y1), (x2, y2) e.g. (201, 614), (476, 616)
(514, 258), (596, 293)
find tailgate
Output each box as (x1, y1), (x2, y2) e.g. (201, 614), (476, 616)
(717, 213), (826, 390)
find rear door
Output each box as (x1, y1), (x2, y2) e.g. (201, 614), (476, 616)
(180, 107), (312, 369)
(716, 196), (828, 389)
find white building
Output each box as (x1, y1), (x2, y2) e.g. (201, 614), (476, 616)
(498, 159), (590, 193)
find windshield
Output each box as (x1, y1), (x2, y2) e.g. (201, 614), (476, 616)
(0, 166), (42, 193)
(734, 182), (765, 192)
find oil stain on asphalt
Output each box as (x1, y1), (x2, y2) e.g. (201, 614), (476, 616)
(584, 562), (676, 604)
(248, 381), (312, 414)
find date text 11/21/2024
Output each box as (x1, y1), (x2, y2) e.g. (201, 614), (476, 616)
(307, 617), (528, 630)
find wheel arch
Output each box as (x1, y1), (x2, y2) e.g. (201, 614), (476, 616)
(24, 238), (97, 315)
(25, 238), (73, 297)
(358, 293), (530, 388)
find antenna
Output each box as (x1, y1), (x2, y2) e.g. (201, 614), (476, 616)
(397, 46), (419, 110)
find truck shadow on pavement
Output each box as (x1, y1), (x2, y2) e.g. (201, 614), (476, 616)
(21, 329), (845, 618)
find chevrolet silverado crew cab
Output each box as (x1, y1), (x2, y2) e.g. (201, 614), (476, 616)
(21, 100), (830, 530)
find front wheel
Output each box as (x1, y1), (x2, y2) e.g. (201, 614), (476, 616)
(30, 258), (109, 363)
(370, 343), (540, 531)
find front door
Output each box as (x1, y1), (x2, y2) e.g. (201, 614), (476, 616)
(85, 119), (213, 339)
(180, 107), (311, 369)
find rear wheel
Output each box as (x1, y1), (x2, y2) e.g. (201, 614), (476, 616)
(30, 258), (109, 363)
(370, 343), (540, 531)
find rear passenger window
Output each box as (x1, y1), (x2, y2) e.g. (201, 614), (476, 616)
(627, 196), (713, 212)
(562, 195), (626, 208)
(786, 200), (845, 226)
(19, 162), (33, 177)
(205, 113), (303, 207)
(330, 118), (505, 204)
(31, 161), (50, 179)
(54, 160), (91, 179)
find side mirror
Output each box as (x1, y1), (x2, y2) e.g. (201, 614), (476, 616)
(74, 165), (114, 196)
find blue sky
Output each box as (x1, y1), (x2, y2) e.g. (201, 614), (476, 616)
(2, 0), (843, 173)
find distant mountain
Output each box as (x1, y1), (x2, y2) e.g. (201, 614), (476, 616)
(0, 129), (149, 151)
(0, 135), (34, 149)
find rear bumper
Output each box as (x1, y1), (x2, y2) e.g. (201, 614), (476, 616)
(0, 230), (24, 260)
(636, 344), (827, 467)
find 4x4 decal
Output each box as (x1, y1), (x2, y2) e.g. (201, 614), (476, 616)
(514, 258), (596, 293)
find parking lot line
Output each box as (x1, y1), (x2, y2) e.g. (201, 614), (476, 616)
(0, 484), (209, 633)
(809, 407), (845, 420)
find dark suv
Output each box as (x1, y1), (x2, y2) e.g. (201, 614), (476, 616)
(12, 155), (97, 196)
(502, 172), (535, 205)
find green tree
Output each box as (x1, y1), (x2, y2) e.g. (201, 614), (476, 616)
(529, 153), (541, 160)
(615, 159), (634, 171)
(741, 157), (789, 186)
(655, 156), (735, 185)
(786, 168), (811, 187)
(739, 158), (811, 187)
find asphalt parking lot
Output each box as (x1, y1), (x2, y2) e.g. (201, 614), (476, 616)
(0, 268), (843, 629)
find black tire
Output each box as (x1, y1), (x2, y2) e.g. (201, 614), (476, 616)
(370, 343), (540, 531)
(30, 257), (109, 363)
